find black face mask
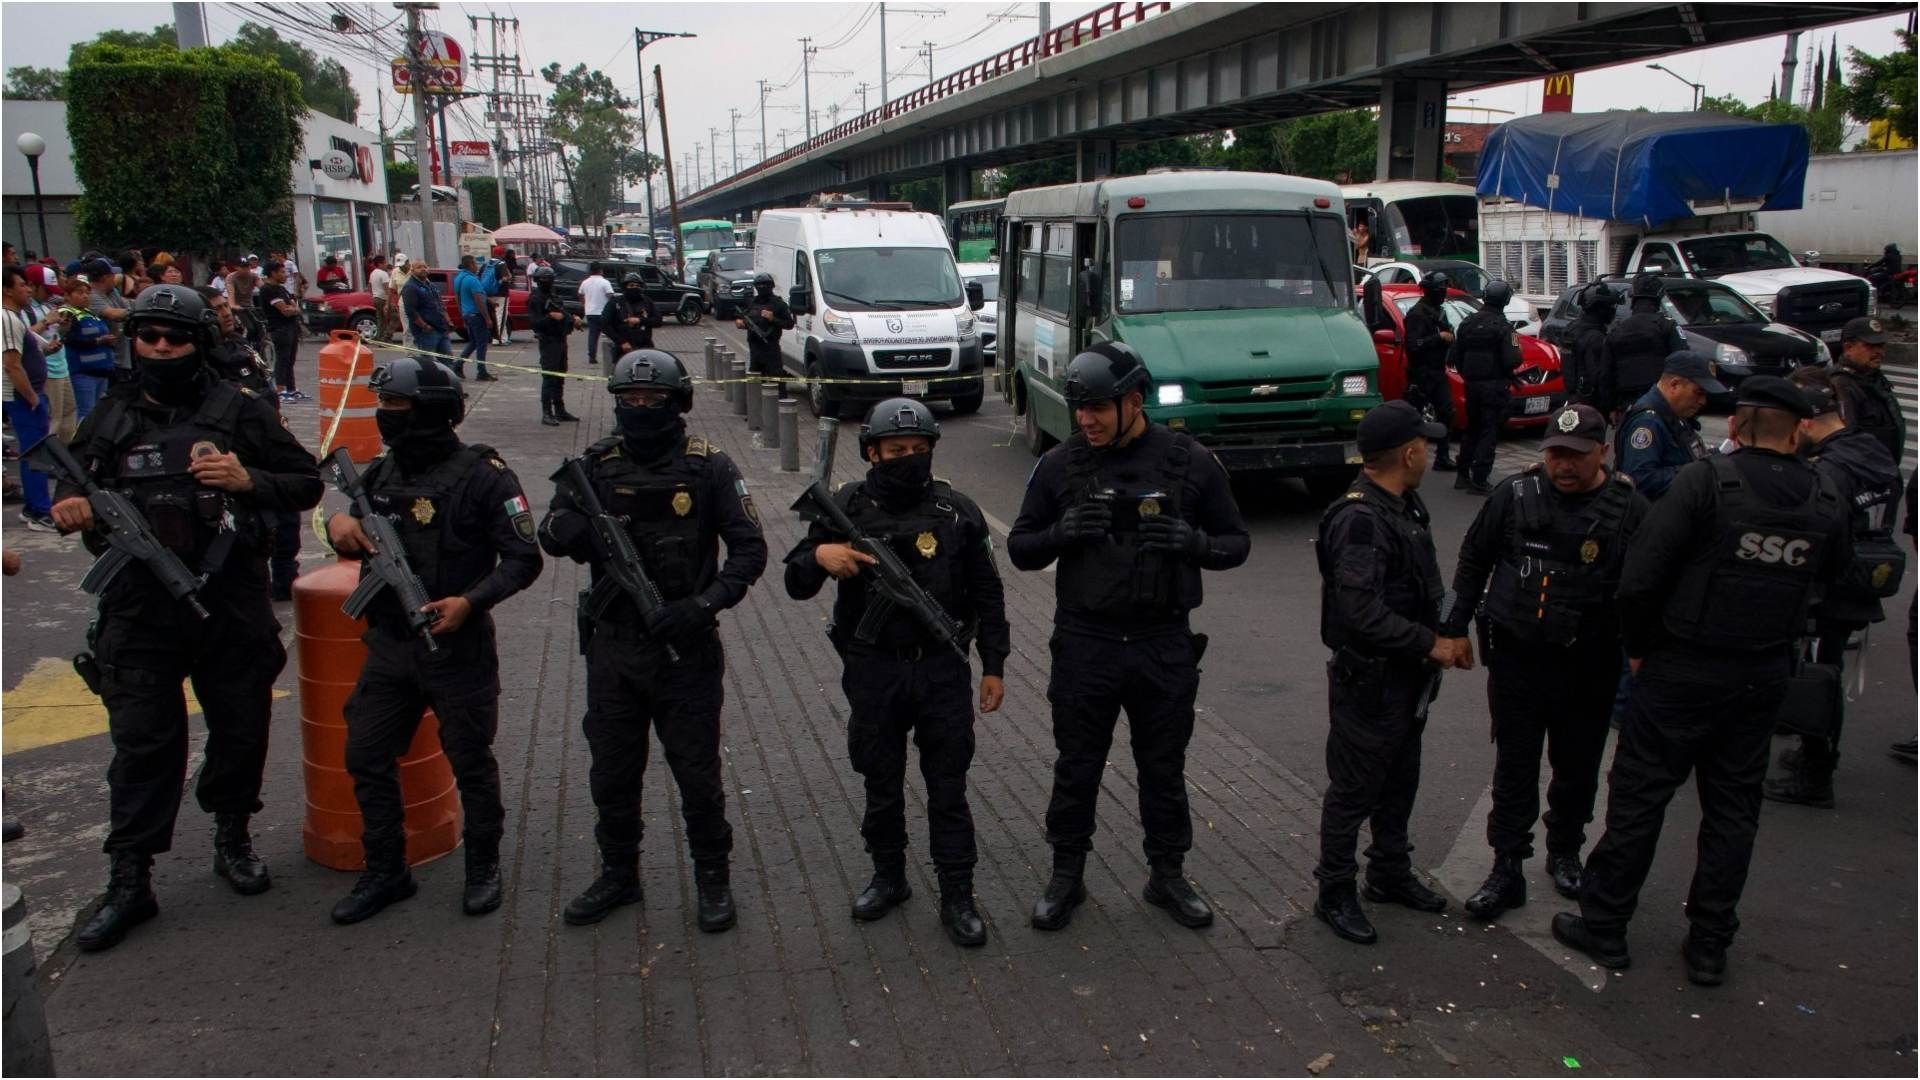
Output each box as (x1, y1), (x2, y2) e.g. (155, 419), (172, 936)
(623, 289), (645, 303)
(376, 408), (460, 470)
(755, 285), (773, 298)
(615, 402), (685, 458)
(138, 352), (205, 407)
(866, 452), (934, 510)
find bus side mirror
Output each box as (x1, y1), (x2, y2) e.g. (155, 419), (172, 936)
(966, 280), (985, 312)
(1362, 275), (1384, 327)
(788, 285), (813, 315)
(1078, 268), (1104, 320)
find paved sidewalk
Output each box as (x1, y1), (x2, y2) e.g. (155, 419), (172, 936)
(21, 326), (1656, 1076)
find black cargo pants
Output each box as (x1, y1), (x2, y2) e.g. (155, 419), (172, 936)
(1315, 650), (1433, 887)
(1483, 626), (1617, 858)
(841, 644), (977, 873)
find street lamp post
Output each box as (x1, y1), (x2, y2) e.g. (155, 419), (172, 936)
(1646, 64), (1704, 111)
(15, 132), (49, 258)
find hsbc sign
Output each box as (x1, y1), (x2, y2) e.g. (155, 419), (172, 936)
(298, 111), (388, 203)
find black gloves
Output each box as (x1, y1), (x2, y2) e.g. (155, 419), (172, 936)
(645, 596), (716, 642)
(1139, 515), (1209, 561)
(1050, 499), (1112, 548)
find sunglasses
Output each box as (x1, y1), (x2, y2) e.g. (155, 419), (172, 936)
(136, 327), (196, 346)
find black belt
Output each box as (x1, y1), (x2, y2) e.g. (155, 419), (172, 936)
(847, 641), (944, 663)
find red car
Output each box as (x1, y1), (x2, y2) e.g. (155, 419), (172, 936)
(302, 268), (532, 341)
(1368, 284), (1564, 432)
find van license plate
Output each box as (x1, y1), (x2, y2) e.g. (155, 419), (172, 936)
(901, 379), (930, 396)
(1524, 396), (1549, 415)
(1820, 329), (1842, 342)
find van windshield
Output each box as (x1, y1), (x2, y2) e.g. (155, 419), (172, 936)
(815, 247), (963, 310)
(1115, 213), (1352, 314)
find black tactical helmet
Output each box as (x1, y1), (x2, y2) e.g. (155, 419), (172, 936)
(1577, 280), (1620, 314)
(608, 348), (693, 412)
(370, 356), (467, 425)
(859, 397), (940, 454)
(531, 264), (556, 284)
(1418, 270), (1450, 301)
(1062, 341), (1151, 407)
(128, 283), (217, 345)
(1629, 271), (1665, 302)
(622, 272), (645, 288)
(1482, 279), (1513, 310)
(753, 271), (775, 289)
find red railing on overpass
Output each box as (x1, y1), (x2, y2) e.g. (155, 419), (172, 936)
(680, 1), (1173, 204)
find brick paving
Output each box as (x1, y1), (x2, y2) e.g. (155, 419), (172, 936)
(28, 324), (1654, 1076)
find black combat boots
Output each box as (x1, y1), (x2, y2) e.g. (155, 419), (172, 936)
(1464, 853), (1526, 919)
(1143, 859), (1214, 928)
(564, 856), (643, 926)
(331, 843), (418, 925)
(938, 871), (987, 947)
(1030, 849), (1088, 931)
(212, 812), (272, 895)
(76, 853), (159, 953)
(694, 860), (736, 933)
(1545, 852), (1584, 900)
(1363, 871), (1449, 913)
(851, 857), (911, 921)
(1313, 880), (1377, 945)
(463, 839), (504, 916)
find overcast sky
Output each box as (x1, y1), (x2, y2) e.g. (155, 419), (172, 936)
(3, 1), (1911, 208)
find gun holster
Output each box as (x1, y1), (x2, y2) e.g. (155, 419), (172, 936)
(73, 652), (103, 695)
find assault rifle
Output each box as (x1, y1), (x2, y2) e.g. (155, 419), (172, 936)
(328, 448), (439, 653)
(26, 436), (209, 620)
(790, 418), (966, 657)
(555, 455), (680, 662)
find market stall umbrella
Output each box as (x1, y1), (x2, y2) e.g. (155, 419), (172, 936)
(491, 222), (566, 244)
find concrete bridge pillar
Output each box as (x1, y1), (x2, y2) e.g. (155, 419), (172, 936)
(942, 162), (974, 209)
(1076, 138), (1116, 181)
(1376, 79), (1447, 181)
(867, 178), (892, 202)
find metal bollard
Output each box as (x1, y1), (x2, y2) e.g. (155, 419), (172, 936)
(761, 387), (783, 447)
(3, 837), (55, 1077)
(732, 360), (750, 416)
(721, 351), (739, 406)
(746, 376), (764, 431)
(703, 337), (718, 385)
(778, 399), (800, 472)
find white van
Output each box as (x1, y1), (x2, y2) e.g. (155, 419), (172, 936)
(756, 203), (988, 418)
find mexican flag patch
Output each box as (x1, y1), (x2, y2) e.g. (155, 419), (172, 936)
(504, 494), (530, 516)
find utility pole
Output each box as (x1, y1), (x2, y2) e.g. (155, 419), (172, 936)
(469, 12), (516, 228)
(801, 37), (817, 140)
(728, 108), (742, 176)
(632, 31), (696, 232)
(916, 41), (936, 86)
(855, 82), (871, 114)
(709, 127), (722, 185)
(1039, 2), (1051, 42)
(399, 2), (440, 270)
(655, 65), (683, 259)
(757, 80), (771, 165)
(172, 2), (207, 47)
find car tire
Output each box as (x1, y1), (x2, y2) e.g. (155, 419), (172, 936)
(1022, 385), (1053, 456)
(949, 383), (984, 416)
(350, 312), (379, 340)
(676, 298), (702, 325)
(807, 357), (842, 420)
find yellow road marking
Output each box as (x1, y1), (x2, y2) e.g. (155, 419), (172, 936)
(3, 657), (290, 755)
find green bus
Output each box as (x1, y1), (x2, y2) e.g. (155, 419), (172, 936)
(1000, 171), (1380, 495)
(946, 198), (1005, 263)
(678, 218), (736, 273)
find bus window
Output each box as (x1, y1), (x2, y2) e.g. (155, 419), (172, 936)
(1115, 213), (1351, 313)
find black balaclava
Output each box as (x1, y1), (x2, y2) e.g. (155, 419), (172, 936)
(377, 407), (460, 472)
(865, 452), (934, 510)
(137, 342), (208, 408)
(616, 400), (685, 459)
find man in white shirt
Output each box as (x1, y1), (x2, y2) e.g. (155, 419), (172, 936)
(579, 262), (613, 367)
(367, 257), (392, 342)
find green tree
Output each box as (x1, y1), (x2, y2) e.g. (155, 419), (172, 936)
(231, 22), (359, 122)
(5, 66), (67, 99)
(387, 160), (420, 202)
(1840, 28), (1917, 147)
(67, 44), (302, 254)
(463, 177), (527, 230)
(76, 24), (178, 60)
(1701, 92), (1844, 154)
(541, 63), (656, 228)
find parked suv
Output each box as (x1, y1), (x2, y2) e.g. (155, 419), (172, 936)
(1538, 276), (1823, 390)
(696, 247), (759, 318)
(549, 258), (704, 324)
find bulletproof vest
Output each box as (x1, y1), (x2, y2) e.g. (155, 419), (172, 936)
(361, 443), (494, 611)
(1481, 468), (1637, 644)
(1319, 480), (1444, 635)
(588, 435), (714, 608)
(1832, 367), (1906, 463)
(839, 479), (970, 645)
(1811, 428), (1906, 601)
(1406, 300), (1450, 370)
(1662, 454), (1842, 650)
(1455, 310), (1512, 382)
(86, 381), (255, 571)
(1568, 316), (1611, 398)
(606, 296), (656, 350)
(1605, 310), (1674, 399)
(214, 341), (275, 397)
(1056, 432), (1193, 620)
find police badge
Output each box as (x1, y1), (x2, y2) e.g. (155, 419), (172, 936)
(411, 497), (436, 525)
(672, 491), (693, 516)
(1556, 409), (1580, 433)
(915, 531), (938, 558)
(1580, 539), (1600, 564)
(1137, 497), (1162, 518)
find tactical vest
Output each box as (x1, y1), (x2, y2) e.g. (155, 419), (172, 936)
(588, 435), (713, 609)
(1606, 310), (1674, 400)
(1662, 454), (1841, 650)
(1812, 431), (1906, 602)
(1481, 469), (1636, 644)
(361, 444), (495, 614)
(214, 341), (275, 397)
(85, 381), (256, 571)
(838, 478), (971, 646)
(1057, 433), (1192, 620)
(1318, 480), (1444, 631)
(1455, 311), (1512, 382)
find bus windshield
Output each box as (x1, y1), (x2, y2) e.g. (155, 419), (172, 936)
(815, 247), (964, 310)
(1383, 195), (1478, 260)
(1115, 213), (1352, 314)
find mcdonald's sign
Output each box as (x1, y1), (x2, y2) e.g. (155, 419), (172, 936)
(1543, 72), (1575, 113)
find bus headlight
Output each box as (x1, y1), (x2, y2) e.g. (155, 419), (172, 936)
(1340, 374), (1370, 396)
(1157, 384), (1185, 407)
(821, 310), (857, 338)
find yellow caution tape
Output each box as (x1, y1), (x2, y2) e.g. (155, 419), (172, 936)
(369, 336), (984, 386)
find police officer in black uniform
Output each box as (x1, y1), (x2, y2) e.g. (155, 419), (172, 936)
(1564, 281), (1617, 407)
(529, 264), (582, 426)
(601, 273), (662, 365)
(325, 357), (544, 925)
(1597, 272), (1686, 418)
(1449, 279), (1522, 495)
(1401, 271), (1458, 471)
(1828, 316), (1905, 466)
(735, 271), (795, 382)
(1445, 404), (1650, 918)
(1615, 351), (1724, 501)
(49, 284), (323, 952)
(784, 398), (1009, 946)
(1312, 401), (1472, 945)
(1008, 343), (1250, 931)
(541, 349), (767, 933)
(1764, 366), (1903, 808)
(1555, 376), (1850, 986)
(199, 287), (302, 600)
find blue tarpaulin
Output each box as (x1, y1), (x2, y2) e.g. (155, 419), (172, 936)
(1476, 111), (1808, 227)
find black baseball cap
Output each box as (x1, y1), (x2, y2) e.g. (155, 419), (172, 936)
(1357, 400), (1447, 454)
(1736, 375), (1814, 418)
(1842, 316), (1889, 345)
(1540, 403), (1608, 452)
(1662, 349), (1728, 395)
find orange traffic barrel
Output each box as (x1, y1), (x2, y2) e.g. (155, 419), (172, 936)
(292, 558), (461, 871)
(317, 330), (382, 463)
